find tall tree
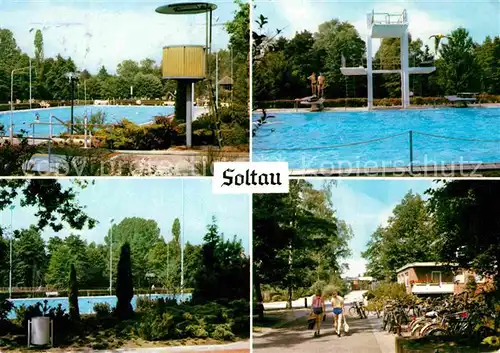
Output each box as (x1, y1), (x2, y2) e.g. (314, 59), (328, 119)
(105, 217), (161, 287)
(428, 181), (500, 285)
(68, 263), (80, 321)
(362, 191), (438, 281)
(11, 226), (47, 288)
(253, 180), (340, 308)
(437, 28), (479, 93)
(115, 242), (134, 319)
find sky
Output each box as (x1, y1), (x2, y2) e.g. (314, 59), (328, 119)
(309, 179), (438, 278)
(0, 0), (238, 74)
(1, 178), (250, 253)
(254, 0), (500, 55)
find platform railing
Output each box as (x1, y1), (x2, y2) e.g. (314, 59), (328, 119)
(369, 10), (408, 25)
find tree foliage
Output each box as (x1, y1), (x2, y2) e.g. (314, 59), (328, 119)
(253, 180), (349, 307)
(427, 181), (500, 284)
(192, 217), (249, 304)
(362, 191), (437, 281)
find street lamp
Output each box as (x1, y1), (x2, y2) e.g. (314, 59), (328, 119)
(65, 72), (80, 135)
(181, 179), (184, 296)
(10, 65), (33, 143)
(109, 218), (114, 295)
(8, 205), (15, 299)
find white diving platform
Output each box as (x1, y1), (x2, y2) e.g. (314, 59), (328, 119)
(341, 67), (436, 76)
(341, 10), (436, 110)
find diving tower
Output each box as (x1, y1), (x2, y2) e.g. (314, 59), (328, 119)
(341, 10), (436, 110)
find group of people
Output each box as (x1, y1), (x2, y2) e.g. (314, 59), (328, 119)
(307, 72), (325, 98)
(311, 289), (345, 338)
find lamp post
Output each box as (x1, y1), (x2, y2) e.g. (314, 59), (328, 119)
(9, 205), (15, 299)
(215, 51), (219, 108)
(109, 218), (114, 295)
(65, 72), (79, 135)
(10, 66), (33, 143)
(181, 179), (184, 296)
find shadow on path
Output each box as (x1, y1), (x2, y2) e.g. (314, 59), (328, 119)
(253, 308), (385, 351)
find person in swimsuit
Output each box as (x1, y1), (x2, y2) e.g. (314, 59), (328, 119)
(307, 72), (317, 96)
(317, 73), (325, 98)
(331, 291), (345, 337)
(311, 289), (325, 337)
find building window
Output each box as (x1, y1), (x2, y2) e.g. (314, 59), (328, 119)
(431, 271), (442, 284)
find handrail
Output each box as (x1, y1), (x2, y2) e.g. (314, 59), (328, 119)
(369, 10), (408, 25)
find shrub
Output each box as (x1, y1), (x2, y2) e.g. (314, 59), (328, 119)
(323, 284), (340, 298)
(115, 243), (134, 320)
(211, 323), (235, 341)
(93, 303), (112, 318)
(310, 280), (328, 295)
(366, 282), (415, 306)
(0, 295), (13, 321)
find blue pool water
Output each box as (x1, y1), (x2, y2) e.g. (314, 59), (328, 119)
(252, 108), (500, 169)
(7, 293), (191, 319)
(0, 105), (174, 137)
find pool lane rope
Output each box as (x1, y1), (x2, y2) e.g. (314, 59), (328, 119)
(253, 131), (500, 151)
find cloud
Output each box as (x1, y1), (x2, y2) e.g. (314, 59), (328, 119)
(2, 3), (230, 74)
(267, 1), (457, 55)
(344, 258), (368, 278)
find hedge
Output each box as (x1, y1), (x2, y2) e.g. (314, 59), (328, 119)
(255, 95), (500, 109)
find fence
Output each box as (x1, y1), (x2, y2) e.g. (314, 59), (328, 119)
(254, 130), (500, 172)
(0, 287), (193, 299)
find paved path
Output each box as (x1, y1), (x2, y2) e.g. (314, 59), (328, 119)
(96, 341), (250, 353)
(254, 306), (395, 353)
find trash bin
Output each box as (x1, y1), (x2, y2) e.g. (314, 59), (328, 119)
(28, 316), (53, 347)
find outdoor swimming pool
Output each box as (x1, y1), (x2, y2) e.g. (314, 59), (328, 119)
(0, 105), (175, 137)
(252, 108), (500, 169)
(7, 293), (191, 319)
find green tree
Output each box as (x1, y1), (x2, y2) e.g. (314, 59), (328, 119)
(11, 226), (47, 288)
(253, 180), (340, 308)
(133, 73), (163, 99)
(362, 191), (437, 281)
(68, 263), (80, 321)
(428, 181), (500, 284)
(115, 242), (133, 319)
(437, 28), (479, 93)
(192, 217), (249, 303)
(475, 36), (500, 94)
(105, 217), (162, 287)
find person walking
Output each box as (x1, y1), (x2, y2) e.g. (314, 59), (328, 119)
(331, 291), (345, 337)
(311, 289), (325, 337)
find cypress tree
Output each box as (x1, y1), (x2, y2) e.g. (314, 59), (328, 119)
(68, 263), (80, 321)
(115, 242), (134, 319)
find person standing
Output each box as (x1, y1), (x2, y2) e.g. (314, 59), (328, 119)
(331, 291), (345, 337)
(307, 72), (317, 96)
(312, 289), (325, 337)
(317, 73), (325, 98)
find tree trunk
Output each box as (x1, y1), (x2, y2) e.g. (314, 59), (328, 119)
(254, 273), (264, 320)
(287, 286), (293, 309)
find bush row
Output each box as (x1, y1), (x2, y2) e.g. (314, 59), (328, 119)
(134, 297), (249, 341)
(255, 95), (500, 109)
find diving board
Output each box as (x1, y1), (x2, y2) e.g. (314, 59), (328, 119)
(300, 97), (325, 111)
(341, 67), (436, 76)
